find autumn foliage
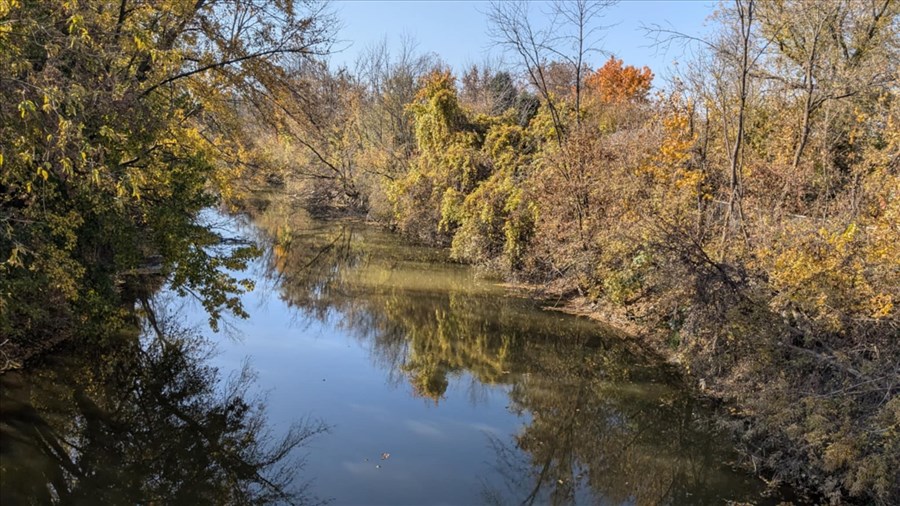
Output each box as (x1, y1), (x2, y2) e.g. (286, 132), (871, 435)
(584, 57), (653, 104)
(3, 0), (898, 503)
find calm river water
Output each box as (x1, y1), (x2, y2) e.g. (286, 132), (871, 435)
(1, 205), (790, 505)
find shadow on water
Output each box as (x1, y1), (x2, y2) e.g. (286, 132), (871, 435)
(238, 199), (791, 505)
(0, 309), (328, 506)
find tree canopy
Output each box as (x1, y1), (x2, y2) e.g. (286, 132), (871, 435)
(0, 0), (334, 344)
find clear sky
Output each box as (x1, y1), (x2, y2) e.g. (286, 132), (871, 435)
(329, 0), (718, 82)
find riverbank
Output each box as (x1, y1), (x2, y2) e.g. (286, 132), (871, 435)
(496, 276), (895, 505)
(241, 187), (898, 503)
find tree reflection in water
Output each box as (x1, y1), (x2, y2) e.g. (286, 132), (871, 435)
(480, 341), (759, 506)
(245, 200), (770, 505)
(0, 309), (328, 506)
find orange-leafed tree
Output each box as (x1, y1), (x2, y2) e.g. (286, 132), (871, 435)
(585, 57), (654, 104)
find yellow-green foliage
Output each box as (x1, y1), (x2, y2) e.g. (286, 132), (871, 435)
(1, 0), (323, 342)
(755, 95), (899, 336)
(389, 71), (489, 242)
(761, 219), (896, 334)
(451, 123), (537, 269)
(409, 71), (468, 153)
(526, 97), (574, 149)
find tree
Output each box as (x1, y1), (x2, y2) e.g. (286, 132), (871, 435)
(0, 0), (335, 348)
(254, 61), (368, 210)
(546, 0), (617, 122)
(487, 0), (616, 143)
(718, 0), (757, 252)
(489, 71), (520, 114)
(584, 57), (654, 104)
(755, 0), (898, 210)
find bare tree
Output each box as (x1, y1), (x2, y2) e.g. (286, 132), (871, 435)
(756, 0), (899, 212)
(487, 0), (615, 143)
(720, 0), (755, 251)
(546, 0), (616, 124)
(354, 36), (443, 179)
(645, 0), (766, 254)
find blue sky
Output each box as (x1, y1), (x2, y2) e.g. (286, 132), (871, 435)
(329, 1), (718, 81)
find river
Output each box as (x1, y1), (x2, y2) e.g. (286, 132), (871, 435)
(0, 203), (791, 505)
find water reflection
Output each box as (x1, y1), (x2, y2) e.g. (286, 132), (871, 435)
(483, 346), (755, 506)
(244, 199), (773, 505)
(0, 311), (327, 505)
